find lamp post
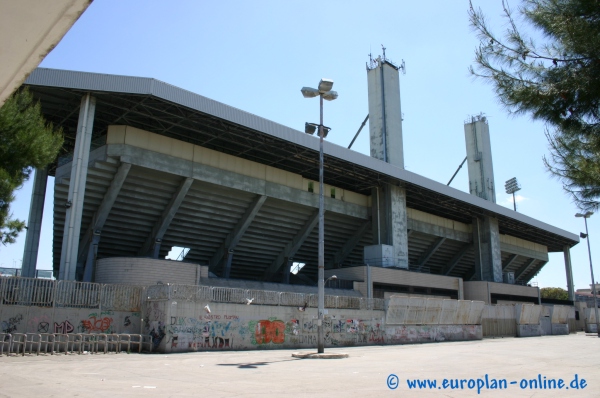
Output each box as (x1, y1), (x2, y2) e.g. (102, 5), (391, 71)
(301, 79), (338, 354)
(575, 211), (600, 337)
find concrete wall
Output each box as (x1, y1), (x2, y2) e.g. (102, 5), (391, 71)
(0, 305), (141, 335)
(464, 281), (539, 304)
(144, 299), (482, 353)
(96, 257), (202, 285)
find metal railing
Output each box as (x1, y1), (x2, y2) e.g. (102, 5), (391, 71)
(0, 332), (153, 356)
(146, 284), (386, 310)
(0, 277), (143, 311)
(1, 277), (384, 311)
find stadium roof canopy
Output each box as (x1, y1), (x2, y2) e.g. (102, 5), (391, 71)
(23, 68), (578, 281)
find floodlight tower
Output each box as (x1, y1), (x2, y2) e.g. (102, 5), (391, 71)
(505, 177), (521, 211)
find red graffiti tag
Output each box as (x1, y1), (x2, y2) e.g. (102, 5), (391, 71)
(255, 320), (285, 344)
(81, 316), (113, 333)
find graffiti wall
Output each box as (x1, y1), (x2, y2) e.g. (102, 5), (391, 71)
(142, 300), (481, 353)
(0, 305), (141, 336)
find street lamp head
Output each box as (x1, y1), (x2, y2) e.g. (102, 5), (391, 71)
(318, 79), (334, 93)
(305, 122), (317, 135)
(576, 211), (594, 218)
(581, 232), (588, 239)
(301, 87), (320, 98)
(322, 90), (338, 101)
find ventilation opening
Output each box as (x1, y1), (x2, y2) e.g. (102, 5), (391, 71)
(308, 182), (314, 193)
(330, 188), (336, 199)
(290, 262), (306, 275)
(166, 246), (190, 261)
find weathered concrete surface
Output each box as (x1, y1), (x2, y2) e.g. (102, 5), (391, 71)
(551, 323), (569, 335)
(0, 333), (598, 397)
(517, 324), (542, 337)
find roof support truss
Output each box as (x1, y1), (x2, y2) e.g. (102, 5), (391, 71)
(263, 210), (319, 280)
(418, 237), (446, 267)
(209, 194), (267, 273)
(443, 243), (472, 276)
(138, 177), (194, 257)
(326, 220), (371, 269)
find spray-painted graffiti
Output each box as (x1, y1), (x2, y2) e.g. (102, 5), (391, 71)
(1, 314), (23, 333)
(149, 321), (166, 350)
(254, 319), (285, 344)
(54, 320), (74, 334)
(81, 316), (113, 333)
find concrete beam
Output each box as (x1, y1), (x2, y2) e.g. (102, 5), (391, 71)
(59, 94), (96, 281)
(209, 194), (267, 272)
(138, 177), (194, 257)
(21, 167), (48, 278)
(326, 220), (371, 269)
(77, 162), (132, 264)
(263, 210), (319, 280)
(500, 242), (548, 262)
(515, 258), (537, 280)
(418, 237), (446, 267)
(523, 261), (547, 283)
(407, 218), (471, 243)
(112, 145), (368, 220)
(502, 254), (519, 271)
(564, 246), (575, 301)
(443, 243), (472, 276)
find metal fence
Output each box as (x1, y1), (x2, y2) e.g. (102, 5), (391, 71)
(0, 277), (143, 311)
(1, 277), (384, 311)
(147, 284), (386, 310)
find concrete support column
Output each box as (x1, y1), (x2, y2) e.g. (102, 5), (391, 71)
(281, 257), (292, 284)
(21, 167), (48, 278)
(374, 184), (408, 267)
(564, 245), (575, 301)
(59, 94), (96, 281)
(472, 216), (502, 282)
(223, 249), (234, 279)
(82, 231), (100, 282)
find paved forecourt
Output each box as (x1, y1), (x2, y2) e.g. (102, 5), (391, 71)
(0, 333), (598, 397)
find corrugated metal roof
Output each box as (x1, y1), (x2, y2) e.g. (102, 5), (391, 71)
(24, 67), (579, 246)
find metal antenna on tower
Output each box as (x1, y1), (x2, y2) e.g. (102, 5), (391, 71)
(381, 44), (386, 60)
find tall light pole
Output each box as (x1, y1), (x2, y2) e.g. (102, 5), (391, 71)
(575, 211), (600, 337)
(505, 177), (521, 212)
(301, 79), (338, 353)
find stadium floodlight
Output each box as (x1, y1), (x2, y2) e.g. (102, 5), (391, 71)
(505, 177), (522, 211)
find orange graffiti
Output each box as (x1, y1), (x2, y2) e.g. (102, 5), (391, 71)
(81, 316), (113, 332)
(255, 320), (285, 344)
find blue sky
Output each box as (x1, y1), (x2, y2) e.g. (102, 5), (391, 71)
(3, 0), (597, 291)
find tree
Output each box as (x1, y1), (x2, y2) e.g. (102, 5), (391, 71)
(540, 287), (569, 300)
(469, 0), (600, 210)
(0, 89), (63, 246)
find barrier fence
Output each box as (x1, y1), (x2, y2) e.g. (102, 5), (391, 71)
(0, 332), (153, 356)
(0, 277), (143, 311)
(147, 284), (386, 310)
(1, 277), (385, 311)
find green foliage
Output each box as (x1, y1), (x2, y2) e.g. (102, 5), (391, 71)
(469, 0), (600, 210)
(540, 287), (569, 300)
(0, 89), (63, 247)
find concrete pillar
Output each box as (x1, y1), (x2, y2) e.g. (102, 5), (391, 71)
(367, 56), (404, 168)
(223, 249), (234, 279)
(59, 94), (96, 280)
(464, 116), (496, 203)
(281, 257), (292, 284)
(82, 231), (100, 282)
(564, 245), (575, 301)
(21, 167), (48, 278)
(472, 216), (502, 282)
(374, 184), (409, 268)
